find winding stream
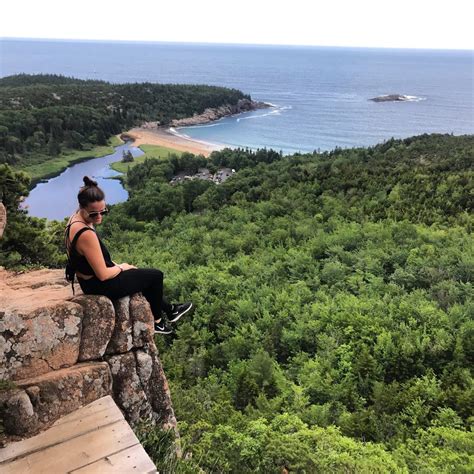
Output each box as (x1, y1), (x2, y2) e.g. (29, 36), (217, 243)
(23, 143), (143, 221)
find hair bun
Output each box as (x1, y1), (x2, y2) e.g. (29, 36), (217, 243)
(83, 176), (98, 187)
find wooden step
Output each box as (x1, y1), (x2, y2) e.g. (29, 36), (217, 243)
(0, 396), (157, 474)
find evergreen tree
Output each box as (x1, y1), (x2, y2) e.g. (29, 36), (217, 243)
(47, 134), (61, 156)
(122, 150), (134, 163)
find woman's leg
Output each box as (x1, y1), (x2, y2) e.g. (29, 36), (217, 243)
(79, 268), (170, 320)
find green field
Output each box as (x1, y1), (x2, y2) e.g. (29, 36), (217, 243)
(110, 144), (184, 174)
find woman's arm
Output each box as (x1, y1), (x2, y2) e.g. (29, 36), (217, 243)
(76, 231), (122, 281)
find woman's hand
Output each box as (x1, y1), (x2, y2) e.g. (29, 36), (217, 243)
(118, 263), (137, 271)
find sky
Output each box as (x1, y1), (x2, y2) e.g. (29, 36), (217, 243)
(2, 0), (474, 50)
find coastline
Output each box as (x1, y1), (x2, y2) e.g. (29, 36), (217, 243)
(123, 99), (272, 156)
(122, 127), (223, 157)
(26, 99), (270, 189)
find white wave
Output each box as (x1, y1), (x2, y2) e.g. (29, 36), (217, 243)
(169, 127), (192, 139)
(265, 103), (292, 110)
(235, 104), (292, 122)
(168, 127), (224, 149)
(174, 103), (292, 132)
(175, 122), (225, 130)
(238, 111), (278, 121)
(403, 95), (426, 102)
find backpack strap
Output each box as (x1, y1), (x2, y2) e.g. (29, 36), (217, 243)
(70, 226), (95, 250)
(65, 222), (95, 254)
(64, 223), (95, 295)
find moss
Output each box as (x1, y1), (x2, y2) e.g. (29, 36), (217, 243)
(0, 380), (17, 391)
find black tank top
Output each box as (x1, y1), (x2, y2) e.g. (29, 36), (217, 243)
(65, 221), (114, 277)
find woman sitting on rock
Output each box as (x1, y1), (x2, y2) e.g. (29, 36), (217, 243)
(64, 176), (192, 334)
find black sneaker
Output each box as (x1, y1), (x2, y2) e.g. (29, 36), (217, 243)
(168, 302), (194, 323)
(154, 319), (173, 335)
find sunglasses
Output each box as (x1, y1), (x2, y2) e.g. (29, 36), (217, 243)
(86, 207), (109, 218)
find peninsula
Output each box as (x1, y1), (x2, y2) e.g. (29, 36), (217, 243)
(122, 98), (271, 155)
(0, 74), (261, 179)
(170, 98), (270, 127)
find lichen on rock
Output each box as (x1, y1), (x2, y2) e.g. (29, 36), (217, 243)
(0, 268), (178, 444)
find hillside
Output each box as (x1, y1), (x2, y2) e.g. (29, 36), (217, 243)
(94, 133), (473, 472)
(1, 132), (473, 471)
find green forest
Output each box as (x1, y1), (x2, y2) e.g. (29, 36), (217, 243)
(1, 132), (473, 472)
(0, 74), (248, 175)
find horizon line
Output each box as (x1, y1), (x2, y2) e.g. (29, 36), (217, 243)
(2, 35), (473, 52)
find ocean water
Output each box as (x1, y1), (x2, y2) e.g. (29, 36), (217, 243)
(1, 39), (473, 154)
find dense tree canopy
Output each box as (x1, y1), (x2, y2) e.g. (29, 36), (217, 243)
(0, 164), (64, 267)
(96, 133), (473, 472)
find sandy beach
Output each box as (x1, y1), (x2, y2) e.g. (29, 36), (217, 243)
(123, 126), (224, 157)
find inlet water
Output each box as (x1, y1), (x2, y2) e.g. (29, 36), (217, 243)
(23, 144), (143, 221)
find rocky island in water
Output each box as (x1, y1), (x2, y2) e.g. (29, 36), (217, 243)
(370, 94), (415, 102)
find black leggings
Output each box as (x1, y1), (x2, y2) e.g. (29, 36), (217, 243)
(78, 268), (172, 320)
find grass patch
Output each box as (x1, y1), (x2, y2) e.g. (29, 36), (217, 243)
(136, 422), (197, 473)
(23, 139), (121, 186)
(0, 380), (17, 391)
(111, 144), (183, 174)
(109, 134), (124, 147)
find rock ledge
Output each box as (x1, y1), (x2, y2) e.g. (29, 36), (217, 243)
(171, 98), (270, 127)
(0, 268), (176, 444)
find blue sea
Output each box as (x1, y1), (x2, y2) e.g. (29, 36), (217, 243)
(2, 39), (473, 154)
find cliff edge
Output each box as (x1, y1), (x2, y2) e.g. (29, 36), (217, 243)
(0, 268), (177, 444)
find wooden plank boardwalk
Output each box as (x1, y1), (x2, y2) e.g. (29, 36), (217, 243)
(0, 396), (157, 473)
